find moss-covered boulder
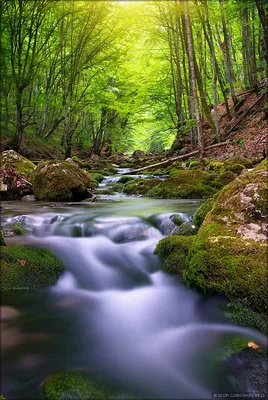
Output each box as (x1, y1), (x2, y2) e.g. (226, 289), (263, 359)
(147, 170), (217, 199)
(123, 178), (161, 195)
(154, 236), (194, 273)
(31, 161), (91, 201)
(1, 246), (63, 290)
(224, 155), (253, 170)
(192, 199), (214, 228)
(184, 163), (268, 312)
(1, 150), (35, 176)
(40, 371), (108, 400)
(118, 175), (135, 184)
(210, 171), (236, 189)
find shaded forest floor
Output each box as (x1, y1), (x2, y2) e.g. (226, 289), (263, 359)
(202, 88), (267, 161)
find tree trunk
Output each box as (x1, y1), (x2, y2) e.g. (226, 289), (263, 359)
(256, 0), (268, 72)
(219, 0), (238, 105)
(184, 2), (204, 154)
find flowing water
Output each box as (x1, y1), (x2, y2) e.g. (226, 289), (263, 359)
(1, 175), (267, 399)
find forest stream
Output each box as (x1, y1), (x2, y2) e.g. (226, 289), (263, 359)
(1, 172), (267, 399)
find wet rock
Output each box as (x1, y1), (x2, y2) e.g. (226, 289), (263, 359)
(21, 195), (36, 201)
(225, 348), (267, 394)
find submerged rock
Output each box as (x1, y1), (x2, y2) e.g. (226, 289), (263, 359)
(31, 161), (91, 201)
(184, 161), (268, 313)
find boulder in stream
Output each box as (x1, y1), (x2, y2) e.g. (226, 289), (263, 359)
(31, 161), (92, 201)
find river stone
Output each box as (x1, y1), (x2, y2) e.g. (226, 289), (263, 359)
(184, 159), (268, 312)
(30, 161), (91, 201)
(1, 150), (35, 176)
(21, 195), (36, 201)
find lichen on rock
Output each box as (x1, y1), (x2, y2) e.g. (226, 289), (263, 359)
(31, 161), (91, 201)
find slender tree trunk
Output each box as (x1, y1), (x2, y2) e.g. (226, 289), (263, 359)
(184, 1), (204, 154)
(256, 0), (268, 72)
(219, 0), (238, 105)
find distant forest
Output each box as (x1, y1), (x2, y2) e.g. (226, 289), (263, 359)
(1, 0), (267, 157)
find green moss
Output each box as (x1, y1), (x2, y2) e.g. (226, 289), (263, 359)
(41, 371), (108, 400)
(1, 150), (35, 176)
(88, 173), (104, 183)
(0, 229), (5, 246)
(210, 171), (236, 189)
(223, 300), (268, 334)
(155, 236), (194, 273)
(118, 175), (134, 184)
(175, 222), (199, 236)
(188, 161), (200, 170)
(192, 199), (214, 228)
(5, 222), (29, 235)
(226, 163), (245, 175)
(104, 166), (117, 175)
(170, 214), (185, 226)
(110, 183), (124, 192)
(224, 155), (253, 169)
(30, 161), (91, 201)
(71, 156), (91, 170)
(147, 170), (217, 199)
(183, 164), (268, 313)
(1, 245), (63, 290)
(123, 178), (161, 195)
(206, 160), (224, 172)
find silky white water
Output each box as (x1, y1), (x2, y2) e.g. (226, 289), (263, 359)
(1, 198), (267, 399)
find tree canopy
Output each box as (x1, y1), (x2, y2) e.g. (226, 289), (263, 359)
(1, 0), (267, 157)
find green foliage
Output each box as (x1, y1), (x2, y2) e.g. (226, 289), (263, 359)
(1, 246), (63, 290)
(41, 371), (108, 400)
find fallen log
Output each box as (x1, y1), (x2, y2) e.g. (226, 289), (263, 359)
(121, 141), (229, 175)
